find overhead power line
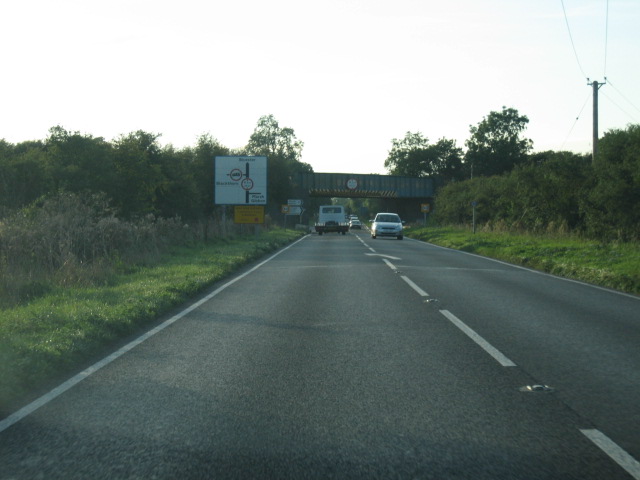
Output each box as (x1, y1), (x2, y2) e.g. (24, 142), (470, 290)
(601, 91), (637, 123)
(561, 92), (591, 151)
(559, 1), (615, 162)
(603, 0), (609, 78)
(607, 78), (640, 117)
(560, 0), (588, 80)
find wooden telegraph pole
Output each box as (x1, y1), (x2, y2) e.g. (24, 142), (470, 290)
(588, 78), (606, 164)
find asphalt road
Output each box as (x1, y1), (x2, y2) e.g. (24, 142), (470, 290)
(1, 231), (639, 479)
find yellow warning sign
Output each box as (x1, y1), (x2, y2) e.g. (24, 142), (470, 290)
(234, 205), (265, 224)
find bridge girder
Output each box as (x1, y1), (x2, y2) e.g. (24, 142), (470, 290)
(296, 172), (434, 199)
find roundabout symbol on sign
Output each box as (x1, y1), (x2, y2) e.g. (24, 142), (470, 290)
(229, 169), (243, 181)
(241, 178), (254, 191)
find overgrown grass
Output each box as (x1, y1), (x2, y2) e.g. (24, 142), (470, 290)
(406, 225), (640, 295)
(0, 229), (304, 415)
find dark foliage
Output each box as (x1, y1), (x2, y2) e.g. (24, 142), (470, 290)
(0, 118), (311, 221)
(434, 124), (640, 241)
(464, 107), (533, 177)
(384, 132), (464, 182)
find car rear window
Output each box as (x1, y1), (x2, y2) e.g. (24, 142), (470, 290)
(377, 215), (400, 222)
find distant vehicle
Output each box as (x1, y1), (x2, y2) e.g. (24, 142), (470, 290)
(371, 213), (403, 240)
(349, 219), (362, 230)
(315, 205), (349, 235)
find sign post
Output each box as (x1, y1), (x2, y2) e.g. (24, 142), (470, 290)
(421, 203), (430, 226)
(281, 204), (290, 228)
(471, 201), (478, 234)
(286, 200), (304, 228)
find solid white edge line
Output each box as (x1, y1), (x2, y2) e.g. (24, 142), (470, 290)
(411, 238), (640, 301)
(382, 258), (397, 270)
(400, 276), (429, 297)
(0, 235), (309, 434)
(581, 429), (640, 479)
(439, 309), (517, 367)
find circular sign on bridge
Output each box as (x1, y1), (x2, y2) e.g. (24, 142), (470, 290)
(346, 178), (359, 190)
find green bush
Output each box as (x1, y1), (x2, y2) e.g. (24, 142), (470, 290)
(433, 126), (640, 243)
(0, 192), (242, 308)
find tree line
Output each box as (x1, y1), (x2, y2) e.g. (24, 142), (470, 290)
(384, 107), (640, 242)
(0, 115), (311, 221)
(1, 108), (638, 242)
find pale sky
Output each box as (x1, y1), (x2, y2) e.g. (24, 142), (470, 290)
(1, 0), (638, 174)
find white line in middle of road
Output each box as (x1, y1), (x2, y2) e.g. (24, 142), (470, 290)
(383, 258), (397, 270)
(580, 429), (640, 479)
(439, 310), (517, 367)
(401, 276), (429, 297)
(355, 235), (375, 252)
(366, 253), (401, 260)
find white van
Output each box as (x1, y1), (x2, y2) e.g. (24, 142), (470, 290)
(315, 205), (348, 235)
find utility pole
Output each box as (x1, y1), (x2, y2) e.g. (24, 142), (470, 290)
(588, 78), (606, 164)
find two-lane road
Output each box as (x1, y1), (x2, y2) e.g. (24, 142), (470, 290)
(361, 231), (640, 459)
(1, 232), (639, 479)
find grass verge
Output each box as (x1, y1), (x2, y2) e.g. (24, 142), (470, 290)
(405, 226), (640, 295)
(0, 229), (304, 415)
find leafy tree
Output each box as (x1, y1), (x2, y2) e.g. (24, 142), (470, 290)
(44, 126), (117, 196)
(112, 131), (166, 218)
(384, 132), (464, 183)
(584, 124), (640, 240)
(243, 115), (312, 210)
(384, 132), (430, 177)
(427, 138), (464, 183)
(0, 139), (12, 156)
(153, 145), (200, 220)
(465, 107), (533, 177)
(0, 140), (16, 210)
(245, 115), (304, 162)
(0, 140), (52, 211)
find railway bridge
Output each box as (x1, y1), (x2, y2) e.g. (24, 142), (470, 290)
(294, 172), (435, 222)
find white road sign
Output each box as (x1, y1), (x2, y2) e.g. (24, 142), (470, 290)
(215, 156), (267, 205)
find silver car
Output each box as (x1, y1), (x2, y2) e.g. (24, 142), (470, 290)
(371, 213), (403, 240)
